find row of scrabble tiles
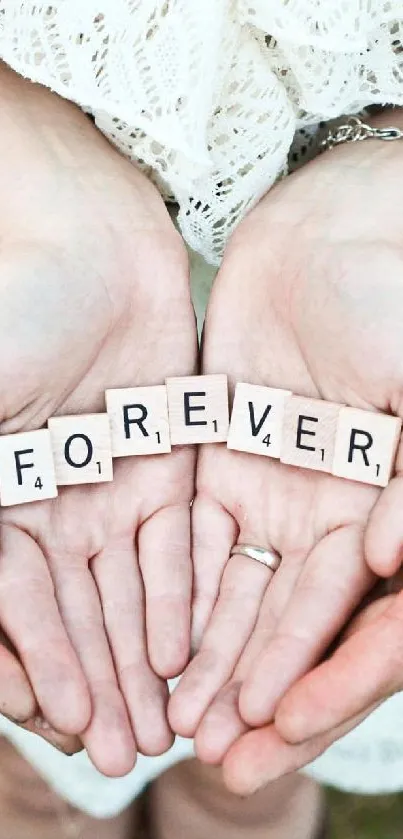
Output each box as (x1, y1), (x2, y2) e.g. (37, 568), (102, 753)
(0, 376), (400, 507)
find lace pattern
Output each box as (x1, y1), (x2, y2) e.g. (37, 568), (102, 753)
(1, 1), (403, 262)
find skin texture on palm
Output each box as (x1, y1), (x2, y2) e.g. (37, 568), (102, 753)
(0, 65), (198, 773)
(169, 248), (379, 754)
(170, 109), (403, 790)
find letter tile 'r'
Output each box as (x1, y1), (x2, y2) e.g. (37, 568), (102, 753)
(106, 386), (171, 456)
(332, 407), (402, 486)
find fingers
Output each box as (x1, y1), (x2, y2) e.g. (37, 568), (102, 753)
(239, 524), (375, 727)
(195, 681), (247, 764)
(191, 494), (237, 648)
(0, 648), (83, 752)
(0, 631), (36, 723)
(169, 489), (237, 738)
(275, 589), (403, 744)
(48, 554), (136, 777)
(0, 525), (91, 735)
(193, 546), (306, 762)
(365, 475), (403, 576)
(169, 552), (271, 737)
(222, 707), (375, 796)
(92, 540), (173, 759)
(138, 502), (192, 678)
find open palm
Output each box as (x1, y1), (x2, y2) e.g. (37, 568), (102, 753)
(168, 217), (378, 759)
(171, 113), (403, 785)
(0, 67), (197, 775)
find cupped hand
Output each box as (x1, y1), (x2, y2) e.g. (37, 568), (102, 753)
(168, 228), (378, 761)
(170, 108), (403, 774)
(0, 65), (197, 774)
(0, 625), (81, 756)
(222, 585), (401, 794)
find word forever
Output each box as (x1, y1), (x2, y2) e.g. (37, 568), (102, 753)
(0, 376), (400, 507)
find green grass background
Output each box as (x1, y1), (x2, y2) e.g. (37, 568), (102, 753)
(329, 790), (403, 838)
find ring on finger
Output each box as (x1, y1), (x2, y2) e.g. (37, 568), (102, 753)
(229, 543), (282, 573)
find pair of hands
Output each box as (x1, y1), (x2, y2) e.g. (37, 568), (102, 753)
(1, 64), (403, 788)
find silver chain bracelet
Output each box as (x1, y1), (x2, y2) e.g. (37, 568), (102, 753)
(320, 115), (403, 151)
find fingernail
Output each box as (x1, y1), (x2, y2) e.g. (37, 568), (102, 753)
(54, 744), (80, 756)
(250, 774), (277, 794)
(31, 717), (69, 753)
(33, 715), (52, 731)
(47, 741), (70, 755)
(2, 711), (26, 725)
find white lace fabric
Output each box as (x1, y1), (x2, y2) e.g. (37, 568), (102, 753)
(1, 1), (403, 263)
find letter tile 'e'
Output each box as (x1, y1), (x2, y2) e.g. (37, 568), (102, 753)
(48, 414), (113, 485)
(332, 407), (402, 487)
(281, 396), (342, 472)
(0, 429), (58, 506)
(166, 375), (229, 444)
(227, 383), (291, 458)
(106, 386), (171, 456)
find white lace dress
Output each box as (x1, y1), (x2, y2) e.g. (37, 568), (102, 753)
(1, 0), (403, 817)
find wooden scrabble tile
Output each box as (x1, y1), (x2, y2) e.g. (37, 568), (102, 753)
(48, 414), (113, 485)
(166, 375), (229, 445)
(332, 407), (402, 487)
(227, 383), (291, 458)
(281, 395), (342, 472)
(106, 386), (171, 456)
(0, 429), (58, 506)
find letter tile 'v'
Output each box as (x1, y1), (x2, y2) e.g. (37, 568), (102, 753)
(227, 383), (291, 458)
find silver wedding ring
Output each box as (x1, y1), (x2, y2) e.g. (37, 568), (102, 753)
(230, 543), (282, 573)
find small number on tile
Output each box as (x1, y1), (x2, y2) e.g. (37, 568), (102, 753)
(227, 384), (291, 459)
(48, 414), (113, 486)
(166, 375), (229, 445)
(106, 386), (171, 456)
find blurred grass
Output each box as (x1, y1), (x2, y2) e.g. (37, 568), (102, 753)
(329, 789), (403, 839)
